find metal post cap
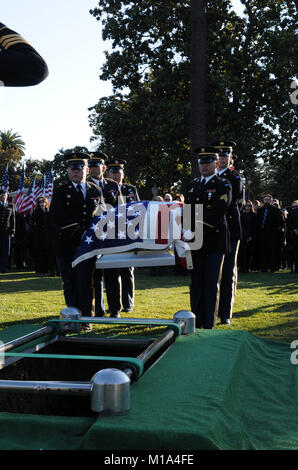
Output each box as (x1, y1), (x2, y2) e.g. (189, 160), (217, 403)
(173, 310), (196, 335)
(91, 368), (131, 414)
(60, 307), (81, 332)
(60, 307), (82, 319)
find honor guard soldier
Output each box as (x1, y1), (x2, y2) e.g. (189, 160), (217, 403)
(104, 159), (139, 317)
(0, 190), (15, 273)
(213, 140), (243, 325)
(184, 147), (232, 329)
(87, 151), (122, 317)
(50, 153), (104, 322)
(0, 22), (48, 86)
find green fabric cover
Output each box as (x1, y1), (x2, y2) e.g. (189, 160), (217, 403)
(0, 325), (297, 450)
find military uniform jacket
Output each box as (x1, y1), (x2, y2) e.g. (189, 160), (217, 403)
(0, 203), (15, 235)
(120, 183), (140, 203)
(50, 181), (104, 259)
(0, 22), (48, 86)
(217, 168), (243, 241)
(185, 175), (232, 254)
(89, 177), (123, 207)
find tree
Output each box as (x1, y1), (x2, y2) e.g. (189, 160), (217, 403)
(190, 0), (207, 176)
(89, 0), (297, 200)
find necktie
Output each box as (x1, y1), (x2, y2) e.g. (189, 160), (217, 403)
(201, 178), (206, 186)
(77, 183), (84, 201)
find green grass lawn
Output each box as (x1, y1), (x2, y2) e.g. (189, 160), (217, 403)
(0, 268), (297, 343)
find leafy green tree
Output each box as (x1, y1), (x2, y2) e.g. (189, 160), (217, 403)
(89, 0), (297, 200)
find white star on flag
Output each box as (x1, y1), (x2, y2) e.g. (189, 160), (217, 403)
(85, 236), (94, 245)
(100, 232), (108, 241)
(118, 230), (126, 239)
(108, 220), (115, 229)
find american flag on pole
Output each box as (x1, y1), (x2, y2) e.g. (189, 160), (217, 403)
(72, 201), (192, 269)
(18, 175), (36, 214)
(0, 163), (9, 193)
(33, 176), (44, 201)
(44, 170), (53, 201)
(14, 165), (25, 213)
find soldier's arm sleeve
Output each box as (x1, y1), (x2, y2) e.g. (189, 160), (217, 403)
(9, 206), (16, 236)
(0, 22), (48, 86)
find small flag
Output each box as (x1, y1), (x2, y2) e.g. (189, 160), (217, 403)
(44, 169), (53, 201)
(14, 165), (25, 213)
(18, 175), (36, 214)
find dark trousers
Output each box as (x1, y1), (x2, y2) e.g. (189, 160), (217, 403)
(57, 256), (95, 315)
(93, 268), (106, 316)
(0, 234), (10, 273)
(218, 240), (240, 321)
(104, 267), (135, 315)
(120, 267), (135, 310)
(56, 256), (77, 308)
(190, 251), (225, 329)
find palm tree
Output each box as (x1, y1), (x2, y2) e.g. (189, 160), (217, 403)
(0, 129), (26, 155)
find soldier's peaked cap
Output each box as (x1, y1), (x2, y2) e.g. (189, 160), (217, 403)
(107, 159), (127, 172)
(88, 151), (108, 166)
(195, 146), (219, 163)
(212, 140), (236, 153)
(65, 152), (90, 169)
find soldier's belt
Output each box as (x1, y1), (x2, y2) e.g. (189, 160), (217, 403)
(60, 223), (79, 231)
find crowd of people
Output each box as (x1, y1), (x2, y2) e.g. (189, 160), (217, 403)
(238, 196), (298, 274)
(1, 147), (297, 332)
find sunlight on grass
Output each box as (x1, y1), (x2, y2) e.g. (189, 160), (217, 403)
(0, 269), (297, 343)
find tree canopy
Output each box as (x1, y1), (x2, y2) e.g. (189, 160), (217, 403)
(89, 0), (297, 204)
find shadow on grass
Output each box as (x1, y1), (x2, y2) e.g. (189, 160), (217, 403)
(0, 315), (59, 331)
(234, 304), (298, 318)
(0, 271), (61, 294)
(250, 318), (298, 343)
(238, 271), (298, 294)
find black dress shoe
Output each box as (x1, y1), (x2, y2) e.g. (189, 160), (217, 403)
(220, 319), (231, 325)
(110, 313), (120, 318)
(95, 312), (106, 317)
(121, 308), (133, 313)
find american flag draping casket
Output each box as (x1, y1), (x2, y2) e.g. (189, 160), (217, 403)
(72, 201), (193, 269)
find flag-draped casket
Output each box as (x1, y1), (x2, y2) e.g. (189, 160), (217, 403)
(72, 201), (193, 269)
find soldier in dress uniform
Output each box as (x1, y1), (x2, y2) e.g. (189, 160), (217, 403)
(0, 22), (48, 86)
(50, 153), (104, 322)
(0, 189), (15, 273)
(87, 151), (122, 317)
(213, 140), (243, 325)
(184, 147), (232, 329)
(104, 159), (140, 317)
